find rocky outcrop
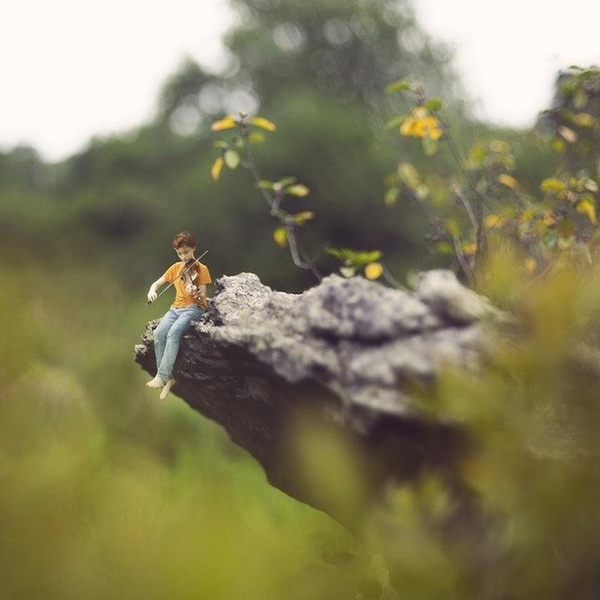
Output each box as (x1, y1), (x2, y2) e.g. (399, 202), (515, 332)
(134, 270), (498, 526)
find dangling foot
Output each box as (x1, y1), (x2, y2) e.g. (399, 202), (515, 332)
(159, 378), (176, 399)
(146, 375), (165, 389)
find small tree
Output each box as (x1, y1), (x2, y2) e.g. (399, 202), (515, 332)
(383, 67), (600, 292)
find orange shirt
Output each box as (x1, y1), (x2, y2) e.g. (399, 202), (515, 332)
(163, 261), (212, 309)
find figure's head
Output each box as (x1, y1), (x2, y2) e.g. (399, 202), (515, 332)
(172, 231), (196, 262)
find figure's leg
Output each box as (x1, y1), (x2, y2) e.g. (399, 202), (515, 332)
(146, 309), (178, 387)
(156, 306), (203, 387)
(159, 377), (176, 400)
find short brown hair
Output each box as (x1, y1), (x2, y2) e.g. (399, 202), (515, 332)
(172, 231), (196, 249)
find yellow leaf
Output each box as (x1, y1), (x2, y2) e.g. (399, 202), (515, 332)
(543, 210), (557, 227)
(249, 116), (277, 131)
(400, 106), (427, 138)
(483, 215), (505, 230)
(577, 199), (597, 224)
(572, 113), (596, 128)
(211, 115), (238, 131)
(364, 262), (383, 280)
(445, 218), (461, 238)
(400, 107), (443, 140)
(540, 178), (566, 193)
(497, 174), (519, 190)
(519, 209), (537, 224)
(398, 162), (420, 189)
(211, 156), (224, 181)
(423, 115), (444, 140)
(248, 132), (266, 144)
(524, 257), (537, 274)
(489, 140), (511, 153)
(461, 242), (477, 256)
(286, 184), (310, 197)
(273, 227), (287, 247)
(292, 211), (315, 224)
(399, 116), (416, 137)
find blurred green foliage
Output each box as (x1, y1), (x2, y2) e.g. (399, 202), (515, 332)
(0, 261), (367, 599)
(3, 1), (600, 597)
(0, 0), (478, 291)
(5, 238), (600, 598)
(378, 66), (600, 286)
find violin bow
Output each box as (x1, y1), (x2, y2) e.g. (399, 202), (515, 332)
(146, 249), (209, 305)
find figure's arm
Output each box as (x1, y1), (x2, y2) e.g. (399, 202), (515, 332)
(147, 276), (167, 303)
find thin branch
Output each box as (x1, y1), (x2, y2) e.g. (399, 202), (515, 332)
(452, 235), (474, 284)
(241, 135), (322, 279)
(452, 185), (479, 235)
(382, 263), (409, 290)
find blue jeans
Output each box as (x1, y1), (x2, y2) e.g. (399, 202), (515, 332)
(153, 305), (204, 383)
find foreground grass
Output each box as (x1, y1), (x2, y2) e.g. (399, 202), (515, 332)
(0, 260), (363, 600)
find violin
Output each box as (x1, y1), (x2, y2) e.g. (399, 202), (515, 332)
(181, 257), (205, 305)
(146, 249), (209, 305)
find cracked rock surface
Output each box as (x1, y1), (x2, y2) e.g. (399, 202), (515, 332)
(135, 270), (495, 524)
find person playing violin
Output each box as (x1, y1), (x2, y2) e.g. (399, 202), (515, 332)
(145, 231), (211, 399)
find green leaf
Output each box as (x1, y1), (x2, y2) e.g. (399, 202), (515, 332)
(213, 141), (229, 150)
(385, 115), (407, 130)
(573, 89), (589, 110)
(444, 218), (461, 238)
(489, 140), (511, 153)
(434, 242), (454, 255)
(327, 247), (381, 266)
(326, 247), (343, 261)
(274, 177), (297, 191)
(340, 266), (356, 278)
(467, 144), (486, 168)
(350, 250), (383, 266)
(385, 80), (412, 94)
(248, 132), (266, 144)
(415, 183), (429, 200)
(384, 186), (400, 206)
(425, 98), (444, 111)
(224, 150), (240, 169)
(256, 180), (275, 190)
(384, 173), (399, 186)
(398, 162), (420, 189)
(558, 218), (575, 239)
(422, 136), (439, 156)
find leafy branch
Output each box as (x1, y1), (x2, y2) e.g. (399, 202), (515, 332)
(383, 67), (600, 285)
(210, 113), (384, 282)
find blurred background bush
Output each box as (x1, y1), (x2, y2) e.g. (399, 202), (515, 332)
(2, 0), (600, 597)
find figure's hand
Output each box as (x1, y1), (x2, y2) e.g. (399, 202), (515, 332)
(147, 288), (158, 303)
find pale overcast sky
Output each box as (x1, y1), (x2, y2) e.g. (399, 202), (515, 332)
(1, 0), (599, 162)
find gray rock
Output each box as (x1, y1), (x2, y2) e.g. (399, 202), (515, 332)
(134, 270), (495, 526)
